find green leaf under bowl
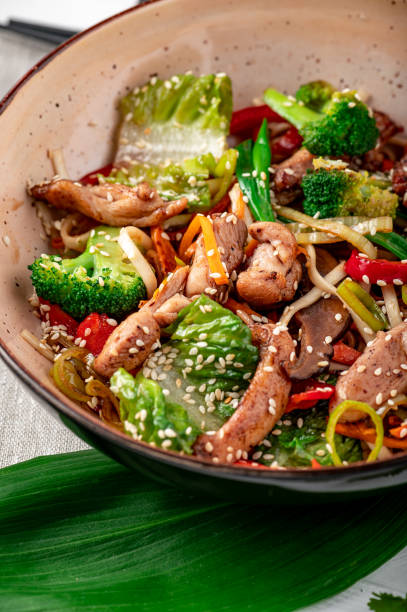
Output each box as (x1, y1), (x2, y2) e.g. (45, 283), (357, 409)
(1, 450), (407, 611)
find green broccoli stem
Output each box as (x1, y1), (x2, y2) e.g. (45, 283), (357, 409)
(263, 88), (321, 130)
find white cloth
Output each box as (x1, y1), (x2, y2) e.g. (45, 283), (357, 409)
(0, 25), (405, 612)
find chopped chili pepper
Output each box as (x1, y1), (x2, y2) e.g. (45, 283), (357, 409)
(285, 383), (335, 413)
(230, 105), (283, 135)
(151, 226), (178, 277)
(345, 249), (407, 285)
(332, 342), (361, 366)
(39, 298), (79, 336)
(381, 159), (395, 172)
(75, 313), (115, 356)
(311, 459), (323, 469)
(337, 277), (389, 332)
(80, 163), (113, 186)
(271, 126), (303, 159)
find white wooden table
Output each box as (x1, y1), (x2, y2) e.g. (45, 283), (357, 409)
(0, 12), (405, 611)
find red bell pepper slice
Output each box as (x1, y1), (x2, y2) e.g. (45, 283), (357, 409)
(75, 313), (116, 356)
(80, 163), (113, 186)
(285, 382), (335, 413)
(311, 459), (323, 469)
(332, 341), (361, 366)
(381, 159), (394, 172)
(345, 249), (407, 285)
(230, 105), (283, 135)
(39, 298), (78, 336)
(271, 126), (303, 159)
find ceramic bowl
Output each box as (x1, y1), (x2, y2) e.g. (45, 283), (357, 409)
(1, 0), (407, 504)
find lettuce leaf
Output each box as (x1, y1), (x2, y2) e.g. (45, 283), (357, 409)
(106, 149), (237, 213)
(110, 368), (200, 453)
(112, 296), (258, 436)
(255, 402), (362, 467)
(116, 73), (233, 164)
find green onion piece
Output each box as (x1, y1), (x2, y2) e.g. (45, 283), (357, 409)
(326, 400), (384, 466)
(236, 139), (275, 222)
(337, 279), (389, 331)
(402, 285), (407, 305)
(368, 231), (407, 260)
(252, 118), (272, 206)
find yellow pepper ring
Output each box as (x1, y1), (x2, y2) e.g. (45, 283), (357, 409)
(326, 400), (384, 466)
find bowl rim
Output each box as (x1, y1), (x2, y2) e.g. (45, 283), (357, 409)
(1, 0), (407, 485)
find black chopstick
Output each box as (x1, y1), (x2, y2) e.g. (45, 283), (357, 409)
(0, 19), (78, 45)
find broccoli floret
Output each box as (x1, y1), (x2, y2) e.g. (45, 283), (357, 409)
(29, 226), (146, 320)
(264, 88), (379, 156)
(295, 80), (335, 112)
(301, 165), (398, 219)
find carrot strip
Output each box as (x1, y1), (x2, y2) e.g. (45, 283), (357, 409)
(151, 226), (178, 277)
(179, 214), (201, 260)
(245, 239), (258, 258)
(389, 425), (407, 440)
(199, 215), (229, 285)
(335, 422), (407, 449)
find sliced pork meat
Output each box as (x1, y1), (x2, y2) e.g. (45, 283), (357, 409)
(285, 296), (350, 380)
(236, 222), (302, 309)
(373, 109), (403, 146)
(185, 213), (247, 302)
(273, 149), (314, 204)
(94, 310), (160, 377)
(194, 323), (294, 463)
(30, 180), (187, 227)
(392, 154), (407, 199)
(331, 321), (407, 421)
(153, 294), (191, 326)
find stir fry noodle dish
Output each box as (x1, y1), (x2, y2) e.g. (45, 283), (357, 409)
(23, 74), (407, 470)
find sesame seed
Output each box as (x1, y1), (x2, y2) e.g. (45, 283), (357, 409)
(107, 318), (118, 327)
(306, 345), (313, 354)
(401, 364), (407, 371)
(136, 339), (145, 347)
(205, 442), (214, 454)
(390, 389), (398, 397)
(377, 280), (387, 287)
(264, 366), (274, 373)
(376, 392), (383, 405)
(297, 418), (304, 428)
(98, 277), (104, 287)
(393, 278), (403, 286)
(316, 449), (325, 457)
(325, 335), (332, 344)
(385, 334), (392, 342)
(335, 313), (342, 322)
(362, 275), (370, 284)
(374, 368), (382, 376)
(272, 429), (282, 436)
(79, 339), (87, 348)
(317, 361), (329, 367)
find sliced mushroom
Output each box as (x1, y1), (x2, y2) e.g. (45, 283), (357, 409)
(284, 296), (350, 380)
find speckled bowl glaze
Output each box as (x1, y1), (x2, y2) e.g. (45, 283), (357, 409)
(1, 0), (407, 503)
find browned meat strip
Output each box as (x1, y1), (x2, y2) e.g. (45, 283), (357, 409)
(331, 321), (407, 421)
(194, 323), (294, 463)
(285, 297), (350, 380)
(153, 294), (191, 326)
(273, 149), (314, 204)
(373, 109), (403, 146)
(145, 266), (190, 312)
(94, 310), (160, 377)
(185, 213), (247, 302)
(236, 222), (301, 309)
(392, 154), (407, 199)
(94, 267), (191, 377)
(30, 180), (187, 227)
